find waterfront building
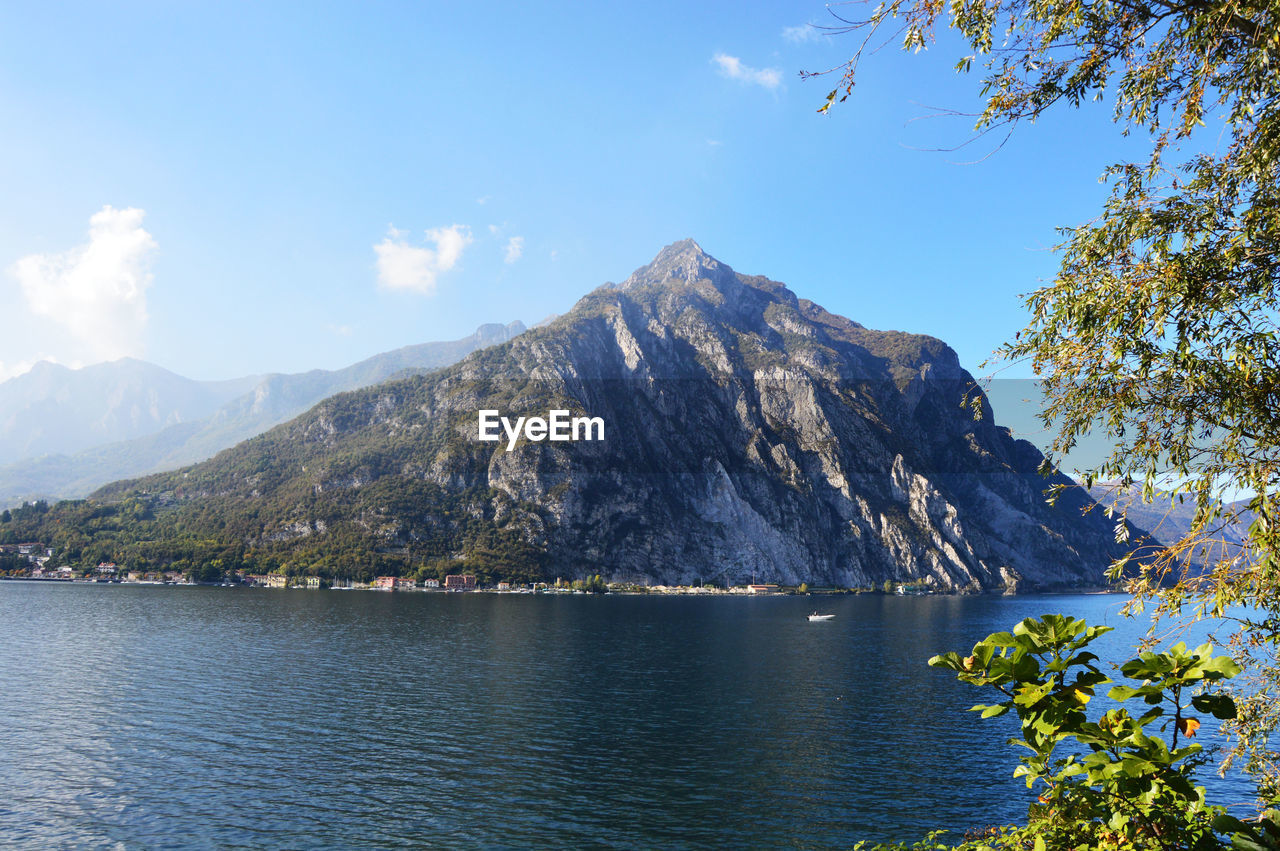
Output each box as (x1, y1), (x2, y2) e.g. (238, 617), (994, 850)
(444, 574), (477, 591)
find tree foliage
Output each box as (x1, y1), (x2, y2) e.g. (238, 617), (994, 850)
(806, 0), (1280, 805)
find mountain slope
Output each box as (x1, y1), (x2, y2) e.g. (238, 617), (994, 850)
(0, 322), (525, 507)
(0, 359), (261, 465)
(11, 242), (1135, 590)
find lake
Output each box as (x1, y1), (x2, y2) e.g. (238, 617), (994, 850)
(0, 583), (1255, 848)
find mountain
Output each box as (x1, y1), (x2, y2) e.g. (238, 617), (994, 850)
(0, 359), (261, 466)
(6, 241), (1137, 590)
(1087, 482), (1254, 556)
(0, 322), (526, 508)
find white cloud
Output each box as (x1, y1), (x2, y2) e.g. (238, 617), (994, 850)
(375, 224), (472, 295)
(712, 53), (783, 90)
(504, 236), (524, 264)
(9, 205), (157, 363)
(782, 24), (824, 43)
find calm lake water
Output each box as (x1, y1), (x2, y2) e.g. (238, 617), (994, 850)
(0, 583), (1256, 848)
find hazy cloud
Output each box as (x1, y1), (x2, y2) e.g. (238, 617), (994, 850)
(782, 24), (824, 43)
(712, 53), (782, 90)
(504, 236), (524, 264)
(375, 224), (472, 295)
(9, 205), (157, 363)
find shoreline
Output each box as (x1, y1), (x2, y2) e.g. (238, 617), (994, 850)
(0, 575), (1126, 597)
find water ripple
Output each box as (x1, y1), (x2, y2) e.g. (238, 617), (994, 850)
(0, 583), (1253, 848)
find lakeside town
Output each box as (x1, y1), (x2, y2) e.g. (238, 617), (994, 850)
(0, 542), (934, 596)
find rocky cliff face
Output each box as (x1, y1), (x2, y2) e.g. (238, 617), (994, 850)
(100, 241), (1131, 590)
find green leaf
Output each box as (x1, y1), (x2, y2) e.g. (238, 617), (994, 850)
(1107, 684), (1143, 701)
(927, 652), (961, 670)
(1200, 655), (1243, 679)
(1191, 693), (1237, 719)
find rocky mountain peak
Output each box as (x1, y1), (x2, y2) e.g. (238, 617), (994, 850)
(472, 321), (527, 345)
(621, 239), (735, 292)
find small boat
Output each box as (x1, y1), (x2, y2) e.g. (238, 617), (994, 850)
(808, 612), (835, 622)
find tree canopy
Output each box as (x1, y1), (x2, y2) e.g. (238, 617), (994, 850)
(805, 0), (1280, 829)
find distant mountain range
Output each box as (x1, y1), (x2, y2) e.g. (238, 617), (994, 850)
(7, 241), (1140, 590)
(1087, 482), (1254, 557)
(0, 322), (525, 508)
(0, 359), (261, 464)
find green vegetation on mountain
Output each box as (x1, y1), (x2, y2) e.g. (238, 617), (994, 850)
(5, 471), (547, 585)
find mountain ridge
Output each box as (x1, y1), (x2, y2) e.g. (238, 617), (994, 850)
(6, 242), (1138, 590)
(0, 321), (526, 507)
(0, 358), (263, 465)
(1087, 481), (1254, 556)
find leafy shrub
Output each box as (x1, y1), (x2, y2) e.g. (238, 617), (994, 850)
(860, 614), (1242, 850)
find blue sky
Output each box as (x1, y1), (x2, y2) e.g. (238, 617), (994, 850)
(0, 0), (1141, 400)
